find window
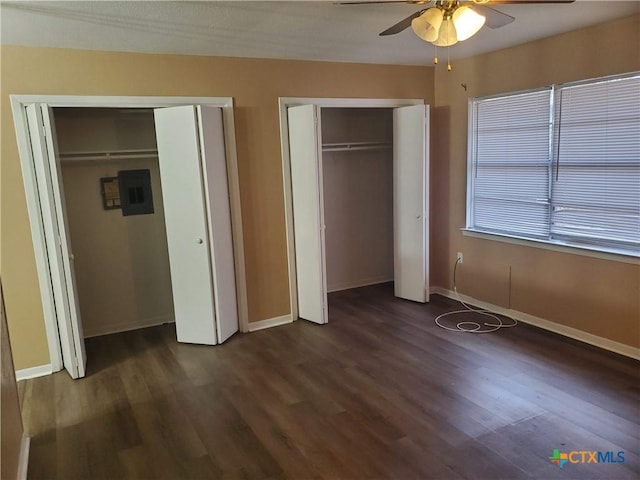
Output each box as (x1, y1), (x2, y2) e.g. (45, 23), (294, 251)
(466, 73), (640, 257)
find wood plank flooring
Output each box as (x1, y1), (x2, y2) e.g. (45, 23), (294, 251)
(19, 284), (640, 479)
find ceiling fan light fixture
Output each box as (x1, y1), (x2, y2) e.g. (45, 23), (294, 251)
(433, 17), (457, 47)
(452, 6), (486, 42)
(411, 7), (444, 43)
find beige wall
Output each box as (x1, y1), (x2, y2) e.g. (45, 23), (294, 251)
(431, 14), (640, 347)
(1, 46), (434, 370)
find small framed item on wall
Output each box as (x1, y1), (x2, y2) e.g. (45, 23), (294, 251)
(118, 169), (155, 216)
(100, 177), (121, 210)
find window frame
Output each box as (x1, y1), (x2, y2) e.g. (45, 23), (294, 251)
(465, 72), (640, 261)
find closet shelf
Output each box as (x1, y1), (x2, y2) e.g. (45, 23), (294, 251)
(59, 149), (158, 163)
(322, 141), (392, 152)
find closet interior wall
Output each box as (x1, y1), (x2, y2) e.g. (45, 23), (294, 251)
(55, 108), (174, 338)
(321, 108), (394, 293)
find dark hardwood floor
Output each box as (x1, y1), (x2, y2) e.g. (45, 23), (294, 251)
(19, 283), (640, 479)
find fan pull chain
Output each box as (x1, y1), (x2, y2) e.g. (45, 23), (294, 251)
(432, 46), (452, 71)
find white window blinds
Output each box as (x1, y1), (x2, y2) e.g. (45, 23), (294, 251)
(469, 89), (552, 239)
(551, 75), (640, 254)
(467, 73), (640, 257)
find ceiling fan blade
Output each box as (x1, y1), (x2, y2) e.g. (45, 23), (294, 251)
(470, 5), (515, 29)
(473, 0), (574, 3)
(379, 9), (426, 36)
(336, 1), (427, 4)
(340, 0), (573, 4)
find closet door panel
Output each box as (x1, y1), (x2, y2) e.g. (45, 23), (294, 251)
(288, 105), (328, 324)
(154, 106), (218, 345)
(196, 106), (239, 343)
(26, 104), (87, 378)
(393, 105), (429, 303)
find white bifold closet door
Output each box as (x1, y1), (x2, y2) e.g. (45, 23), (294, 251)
(25, 104), (87, 379)
(288, 104), (328, 325)
(154, 106), (238, 345)
(287, 104), (429, 324)
(393, 105), (429, 303)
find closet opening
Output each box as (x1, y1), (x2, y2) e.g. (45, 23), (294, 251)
(12, 95), (246, 379)
(283, 98), (429, 326)
(54, 107), (175, 340)
(321, 107), (394, 296)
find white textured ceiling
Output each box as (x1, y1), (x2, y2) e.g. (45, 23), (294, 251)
(1, 1), (638, 66)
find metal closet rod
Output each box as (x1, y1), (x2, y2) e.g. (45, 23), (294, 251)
(58, 149), (158, 162)
(322, 141), (392, 152)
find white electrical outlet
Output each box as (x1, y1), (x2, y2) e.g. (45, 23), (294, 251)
(457, 252), (463, 264)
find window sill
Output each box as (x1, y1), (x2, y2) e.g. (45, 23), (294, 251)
(461, 229), (640, 265)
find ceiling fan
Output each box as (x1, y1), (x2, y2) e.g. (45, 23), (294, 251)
(339, 0), (575, 68)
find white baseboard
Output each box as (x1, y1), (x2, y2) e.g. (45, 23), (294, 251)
(18, 434), (30, 480)
(429, 287), (640, 361)
(83, 315), (175, 338)
(248, 314), (293, 332)
(16, 364), (53, 381)
(327, 276), (393, 293)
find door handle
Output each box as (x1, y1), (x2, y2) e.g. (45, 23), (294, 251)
(196, 238), (204, 244)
